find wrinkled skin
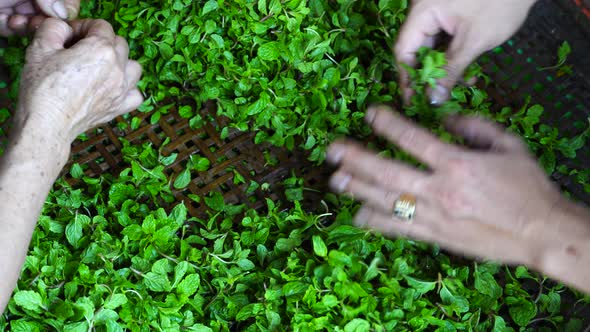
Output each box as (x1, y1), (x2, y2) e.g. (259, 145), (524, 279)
(0, 18), (143, 312)
(0, 0), (80, 36)
(395, 0), (537, 104)
(18, 18), (143, 143)
(328, 106), (590, 293)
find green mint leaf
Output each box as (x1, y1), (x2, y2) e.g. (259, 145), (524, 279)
(10, 320), (43, 332)
(474, 267), (502, 299)
(507, 297), (537, 327)
(344, 319), (370, 332)
(143, 272), (172, 292)
(440, 285), (470, 316)
(202, 0), (218, 15)
(539, 151), (556, 174)
(177, 274), (200, 297)
(179, 105), (193, 118)
(236, 303), (264, 321)
(66, 214), (90, 248)
(70, 163), (84, 179)
(94, 309), (118, 324)
(104, 294), (128, 310)
(159, 153), (178, 166)
(192, 156), (211, 172)
(205, 192), (225, 211)
(173, 167), (191, 189)
(189, 324), (213, 332)
(557, 41), (571, 66)
(63, 322), (89, 332)
(258, 42), (280, 61)
(492, 315), (512, 332)
(405, 276), (437, 296)
(131, 116), (141, 130)
(312, 235), (328, 257)
(283, 281), (308, 297)
(13, 290), (44, 312)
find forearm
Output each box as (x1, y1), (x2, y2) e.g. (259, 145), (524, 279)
(0, 117), (69, 312)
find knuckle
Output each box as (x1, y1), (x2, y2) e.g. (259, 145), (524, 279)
(412, 177), (430, 193)
(341, 144), (363, 164)
(93, 18), (111, 28)
(381, 168), (401, 188)
(98, 45), (118, 62)
(383, 191), (399, 207)
(42, 17), (64, 29)
(397, 126), (417, 147)
(115, 36), (129, 48)
(27, 39), (43, 54)
(128, 61), (143, 76)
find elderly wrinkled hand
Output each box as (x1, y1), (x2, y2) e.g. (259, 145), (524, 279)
(17, 18), (143, 145)
(395, 0), (537, 105)
(327, 106), (590, 273)
(0, 0), (80, 36)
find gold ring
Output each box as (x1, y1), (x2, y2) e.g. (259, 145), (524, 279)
(393, 193), (416, 222)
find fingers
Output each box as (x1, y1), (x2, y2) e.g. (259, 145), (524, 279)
(353, 205), (531, 265)
(353, 205), (440, 240)
(125, 60), (142, 87)
(28, 15), (45, 31)
(18, 0), (79, 19)
(366, 105), (461, 167)
(0, 13), (45, 37)
(430, 28), (481, 105)
(330, 171), (430, 216)
(444, 115), (527, 153)
(64, 0), (80, 19)
(69, 19), (116, 43)
(115, 36), (130, 67)
(117, 88), (144, 115)
(35, 0), (68, 19)
(327, 140), (427, 190)
(394, 5), (441, 104)
(7, 14), (28, 34)
(120, 59), (143, 115)
(14, 2), (35, 15)
(0, 13), (12, 36)
(30, 18), (73, 52)
(397, 35), (436, 105)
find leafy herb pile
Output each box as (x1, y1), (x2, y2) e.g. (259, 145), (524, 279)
(1, 0), (590, 331)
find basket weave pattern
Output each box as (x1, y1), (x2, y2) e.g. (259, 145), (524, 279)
(61, 105), (331, 218)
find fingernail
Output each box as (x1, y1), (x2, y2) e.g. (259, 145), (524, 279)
(326, 143), (346, 165)
(429, 85), (448, 106)
(52, 1), (68, 19)
(329, 172), (351, 193)
(365, 107), (377, 124)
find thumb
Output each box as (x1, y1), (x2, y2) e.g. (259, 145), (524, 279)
(64, 0), (80, 19)
(35, 0), (69, 19)
(429, 28), (481, 105)
(29, 18), (73, 54)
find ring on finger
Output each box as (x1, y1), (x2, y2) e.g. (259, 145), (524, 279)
(393, 193), (417, 222)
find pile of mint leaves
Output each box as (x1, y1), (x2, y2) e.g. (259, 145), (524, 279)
(1, 0), (590, 331)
